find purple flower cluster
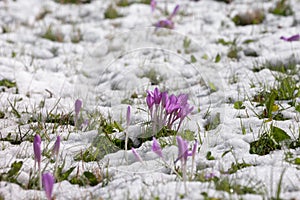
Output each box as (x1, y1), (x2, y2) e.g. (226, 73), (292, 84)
(146, 87), (193, 134)
(154, 5), (180, 29)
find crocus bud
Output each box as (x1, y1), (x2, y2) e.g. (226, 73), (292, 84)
(75, 99), (82, 115)
(33, 134), (41, 167)
(152, 137), (163, 158)
(126, 106), (131, 127)
(169, 5), (179, 19)
(52, 136), (60, 158)
(131, 147), (143, 163)
(42, 172), (54, 200)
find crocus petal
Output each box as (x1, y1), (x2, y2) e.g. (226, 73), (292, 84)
(42, 173), (54, 200)
(34, 134), (41, 144)
(152, 137), (163, 157)
(177, 94), (188, 106)
(33, 134), (41, 165)
(75, 99), (82, 116)
(126, 106), (131, 127)
(161, 91), (168, 108)
(176, 136), (189, 163)
(179, 104), (194, 121)
(52, 136), (60, 157)
(280, 34), (300, 42)
(287, 34), (300, 41)
(150, 0), (157, 12)
(146, 91), (154, 109)
(131, 147), (143, 163)
(153, 87), (162, 105)
(169, 5), (180, 19)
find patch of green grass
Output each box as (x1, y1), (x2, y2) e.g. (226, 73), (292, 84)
(0, 161), (23, 185)
(252, 73), (300, 120)
(214, 177), (260, 195)
(269, 0), (293, 16)
(250, 124), (291, 155)
(217, 38), (234, 46)
(74, 146), (100, 162)
(0, 79), (16, 88)
(227, 46), (240, 59)
(226, 162), (252, 174)
(206, 151), (215, 160)
(56, 160), (102, 186)
(205, 112), (221, 131)
(138, 0), (151, 4)
(142, 68), (164, 85)
(234, 101), (245, 109)
(275, 75), (299, 101)
(41, 26), (63, 42)
(284, 151), (300, 166)
(104, 5), (122, 19)
(253, 60), (297, 75)
(0, 111), (4, 119)
(117, 0), (131, 7)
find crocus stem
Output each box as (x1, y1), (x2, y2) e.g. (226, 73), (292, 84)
(125, 130), (128, 163)
(182, 163), (187, 193)
(54, 156), (59, 179)
(39, 164), (42, 190)
(159, 159), (182, 180)
(191, 157), (195, 180)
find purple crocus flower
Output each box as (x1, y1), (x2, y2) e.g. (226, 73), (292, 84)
(152, 137), (163, 157)
(126, 106), (131, 127)
(52, 136), (60, 158)
(175, 137), (198, 163)
(150, 0), (157, 12)
(75, 99), (82, 116)
(280, 34), (300, 42)
(33, 134), (41, 168)
(131, 147), (143, 163)
(42, 173), (55, 200)
(146, 90), (154, 110)
(176, 136), (189, 164)
(155, 19), (174, 29)
(146, 88), (193, 134)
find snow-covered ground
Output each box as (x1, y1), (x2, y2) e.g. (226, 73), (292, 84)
(1, 0), (300, 199)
